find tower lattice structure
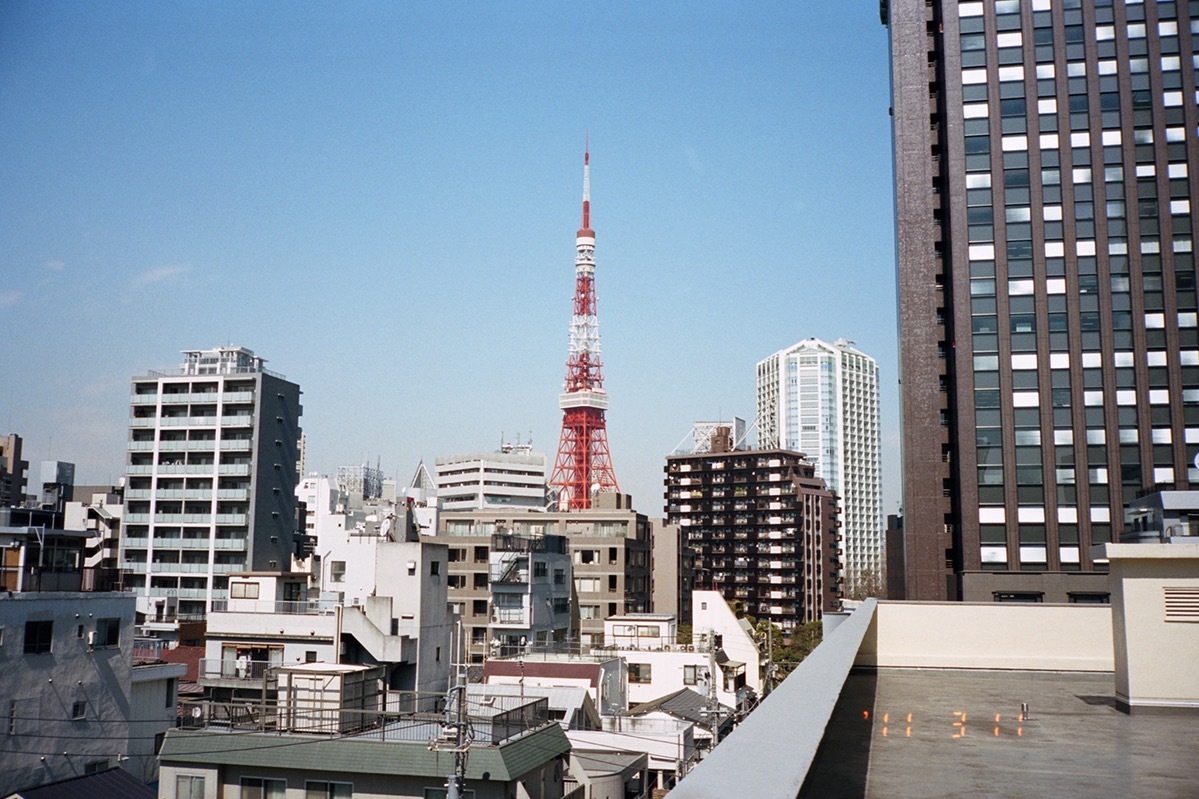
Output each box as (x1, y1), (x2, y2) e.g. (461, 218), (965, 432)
(551, 147), (619, 510)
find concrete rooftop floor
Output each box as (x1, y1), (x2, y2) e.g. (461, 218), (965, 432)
(803, 669), (1198, 799)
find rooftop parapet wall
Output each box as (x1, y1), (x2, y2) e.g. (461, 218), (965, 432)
(856, 601), (1114, 672)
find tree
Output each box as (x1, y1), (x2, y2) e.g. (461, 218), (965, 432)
(676, 623), (693, 646)
(751, 617), (823, 689)
(843, 567), (886, 601)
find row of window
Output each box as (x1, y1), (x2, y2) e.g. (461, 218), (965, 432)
(176, 776), (350, 799)
(11, 618), (120, 654)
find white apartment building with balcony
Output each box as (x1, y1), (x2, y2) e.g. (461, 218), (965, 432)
(756, 338), (882, 595)
(121, 347), (302, 619)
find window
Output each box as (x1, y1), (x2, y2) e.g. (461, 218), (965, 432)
(430, 560), (440, 576)
(472, 600), (488, 616)
(176, 776), (206, 799)
(95, 618), (120, 648)
(553, 568), (566, 585)
(72, 700), (87, 720)
(231, 581), (260, 599)
(84, 759), (108, 774)
(330, 561), (346, 582)
(241, 777), (287, 799)
(628, 663), (652, 684)
(993, 592), (1044, 603)
(684, 665), (699, 685)
(24, 620), (52, 654)
(473, 572), (488, 589)
(306, 781), (353, 799)
(534, 562), (547, 578)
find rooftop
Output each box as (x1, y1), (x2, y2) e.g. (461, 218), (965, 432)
(672, 576), (1199, 799)
(804, 668), (1196, 798)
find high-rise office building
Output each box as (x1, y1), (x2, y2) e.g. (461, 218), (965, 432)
(122, 347), (302, 619)
(756, 338), (883, 593)
(887, 0), (1196, 601)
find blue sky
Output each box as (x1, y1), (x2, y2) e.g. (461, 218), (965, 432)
(1, 2), (899, 517)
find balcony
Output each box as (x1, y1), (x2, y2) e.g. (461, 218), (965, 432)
(219, 464), (251, 476)
(159, 416), (219, 427)
(219, 439), (252, 451)
(154, 513), (213, 524)
(154, 464), (217, 475)
(210, 599), (338, 616)
(221, 391), (255, 403)
(199, 658), (274, 683)
(491, 607), (529, 626)
(221, 416), (254, 427)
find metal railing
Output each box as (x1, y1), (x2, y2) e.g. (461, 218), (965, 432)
(209, 598), (339, 615)
(176, 696), (549, 745)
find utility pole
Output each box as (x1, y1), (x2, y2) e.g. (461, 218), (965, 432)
(442, 660), (471, 799)
(703, 629), (722, 747)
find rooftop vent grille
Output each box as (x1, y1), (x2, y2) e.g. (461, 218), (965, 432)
(1163, 587), (1199, 622)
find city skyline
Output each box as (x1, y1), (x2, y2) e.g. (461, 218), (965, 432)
(1, 4), (898, 516)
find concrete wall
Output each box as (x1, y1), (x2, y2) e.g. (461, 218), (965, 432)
(692, 590), (762, 692)
(128, 661), (187, 783)
(1105, 543), (1199, 709)
(856, 600), (1113, 672)
(0, 593), (136, 794)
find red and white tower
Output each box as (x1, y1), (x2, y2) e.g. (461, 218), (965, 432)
(550, 146), (619, 510)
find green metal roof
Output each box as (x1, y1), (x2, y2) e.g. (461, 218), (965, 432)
(159, 723), (569, 782)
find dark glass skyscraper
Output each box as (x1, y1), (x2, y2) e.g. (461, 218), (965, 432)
(888, 0), (1198, 601)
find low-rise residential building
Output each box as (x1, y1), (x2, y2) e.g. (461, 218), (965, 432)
(200, 531), (451, 706)
(64, 487), (123, 591)
(159, 667), (572, 799)
(650, 518), (695, 626)
(487, 532), (574, 656)
(438, 495), (651, 659)
(1122, 490), (1199, 545)
(483, 655), (629, 717)
(0, 591), (185, 794)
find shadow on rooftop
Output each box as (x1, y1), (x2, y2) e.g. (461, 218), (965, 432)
(798, 669), (879, 799)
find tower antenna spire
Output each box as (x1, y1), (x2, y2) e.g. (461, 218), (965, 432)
(581, 135), (591, 233)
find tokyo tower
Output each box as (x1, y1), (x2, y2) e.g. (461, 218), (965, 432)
(550, 146), (619, 510)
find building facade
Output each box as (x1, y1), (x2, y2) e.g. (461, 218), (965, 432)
(756, 338), (883, 593)
(436, 495), (652, 658)
(888, 0), (1197, 601)
(0, 592), (185, 794)
(664, 444), (839, 628)
(121, 347), (302, 619)
(435, 448), (550, 512)
(0, 432), (28, 508)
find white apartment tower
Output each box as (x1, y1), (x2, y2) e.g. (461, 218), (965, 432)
(756, 338), (882, 593)
(122, 347), (302, 619)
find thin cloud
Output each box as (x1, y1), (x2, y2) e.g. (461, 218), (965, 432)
(683, 145), (705, 176)
(0, 290), (22, 307)
(133, 264), (189, 288)
(42, 259), (65, 272)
